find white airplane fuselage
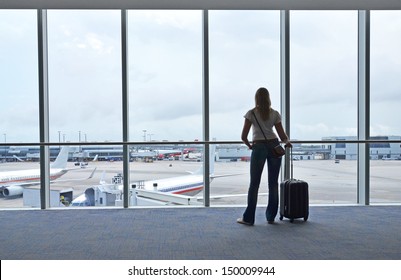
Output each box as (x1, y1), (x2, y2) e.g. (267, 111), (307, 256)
(0, 169), (67, 185)
(0, 146), (71, 197)
(135, 173), (205, 196)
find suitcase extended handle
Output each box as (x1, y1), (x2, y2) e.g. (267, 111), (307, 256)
(286, 146), (294, 179)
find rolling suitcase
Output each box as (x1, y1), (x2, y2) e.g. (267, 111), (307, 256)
(279, 149), (309, 223)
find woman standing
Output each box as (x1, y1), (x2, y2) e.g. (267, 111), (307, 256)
(237, 87), (292, 225)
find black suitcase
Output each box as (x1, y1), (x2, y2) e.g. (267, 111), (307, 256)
(279, 179), (309, 222)
(279, 149), (309, 223)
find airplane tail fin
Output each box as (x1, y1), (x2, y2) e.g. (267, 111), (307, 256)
(193, 145), (216, 175)
(209, 144), (216, 175)
(51, 146), (70, 169)
(99, 170), (107, 185)
(13, 155), (24, 162)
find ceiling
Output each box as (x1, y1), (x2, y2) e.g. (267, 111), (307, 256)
(1, 0), (401, 10)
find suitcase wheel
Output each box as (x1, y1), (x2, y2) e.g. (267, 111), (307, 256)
(279, 215), (283, 220)
(290, 218), (294, 223)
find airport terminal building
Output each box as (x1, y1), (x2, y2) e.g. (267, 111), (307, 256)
(323, 136), (401, 160)
(2, 135), (401, 162)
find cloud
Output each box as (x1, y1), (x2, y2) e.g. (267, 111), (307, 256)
(293, 123), (357, 140)
(370, 124), (392, 136)
(2, 10), (401, 143)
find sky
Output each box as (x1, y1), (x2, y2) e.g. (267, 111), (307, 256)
(1, 9), (401, 144)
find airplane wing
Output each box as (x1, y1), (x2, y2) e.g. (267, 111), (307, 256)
(1, 169), (96, 198)
(136, 189), (202, 205)
(0, 181), (38, 189)
(13, 155), (25, 162)
(196, 192), (268, 201)
(52, 168), (97, 183)
(210, 172), (247, 179)
(63, 165), (90, 171)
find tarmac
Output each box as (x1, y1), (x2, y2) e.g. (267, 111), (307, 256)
(1, 158), (400, 208)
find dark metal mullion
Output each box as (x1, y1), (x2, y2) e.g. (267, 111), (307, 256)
(358, 10), (370, 205)
(280, 10), (290, 180)
(202, 10), (210, 207)
(37, 9), (50, 209)
(121, 9), (130, 208)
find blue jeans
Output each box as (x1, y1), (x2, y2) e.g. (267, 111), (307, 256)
(242, 141), (282, 224)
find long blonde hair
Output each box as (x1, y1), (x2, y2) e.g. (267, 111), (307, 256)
(254, 87), (271, 121)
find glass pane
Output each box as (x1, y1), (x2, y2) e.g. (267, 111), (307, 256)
(211, 144), (250, 205)
(0, 145), (42, 209)
(371, 11), (401, 203)
(209, 10), (280, 141)
(290, 11), (358, 205)
(128, 10), (203, 142)
(47, 10), (122, 143)
(60, 145), (124, 208)
(290, 11), (358, 140)
(208, 11), (280, 206)
(129, 144), (205, 207)
(369, 141), (401, 204)
(0, 11), (39, 209)
(0, 10), (39, 143)
(211, 143), (358, 206)
(292, 146), (357, 204)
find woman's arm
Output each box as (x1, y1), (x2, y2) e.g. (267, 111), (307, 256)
(241, 118), (253, 149)
(274, 122), (292, 148)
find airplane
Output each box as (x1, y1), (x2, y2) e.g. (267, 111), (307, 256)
(13, 155), (25, 162)
(0, 146), (95, 198)
(183, 151), (202, 162)
(155, 148), (196, 160)
(70, 146), (238, 206)
(381, 155), (401, 160)
(131, 148), (196, 161)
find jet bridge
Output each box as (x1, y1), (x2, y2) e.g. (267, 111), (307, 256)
(71, 174), (202, 207)
(133, 188), (201, 206)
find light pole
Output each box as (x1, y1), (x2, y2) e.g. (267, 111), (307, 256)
(78, 131), (82, 160)
(3, 133), (6, 162)
(58, 131), (61, 152)
(143, 130), (147, 141)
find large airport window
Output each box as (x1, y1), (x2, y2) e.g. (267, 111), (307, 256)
(126, 10), (203, 208)
(292, 147), (358, 204)
(210, 144), (251, 206)
(0, 11), (40, 209)
(370, 11), (401, 204)
(129, 144), (205, 207)
(290, 11), (358, 204)
(209, 10), (280, 142)
(47, 10), (122, 144)
(127, 10), (203, 142)
(207, 11), (280, 206)
(0, 145), (43, 209)
(0, 10), (39, 143)
(2, 7), (401, 210)
(46, 10), (122, 208)
(290, 11), (358, 140)
(66, 145), (123, 208)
